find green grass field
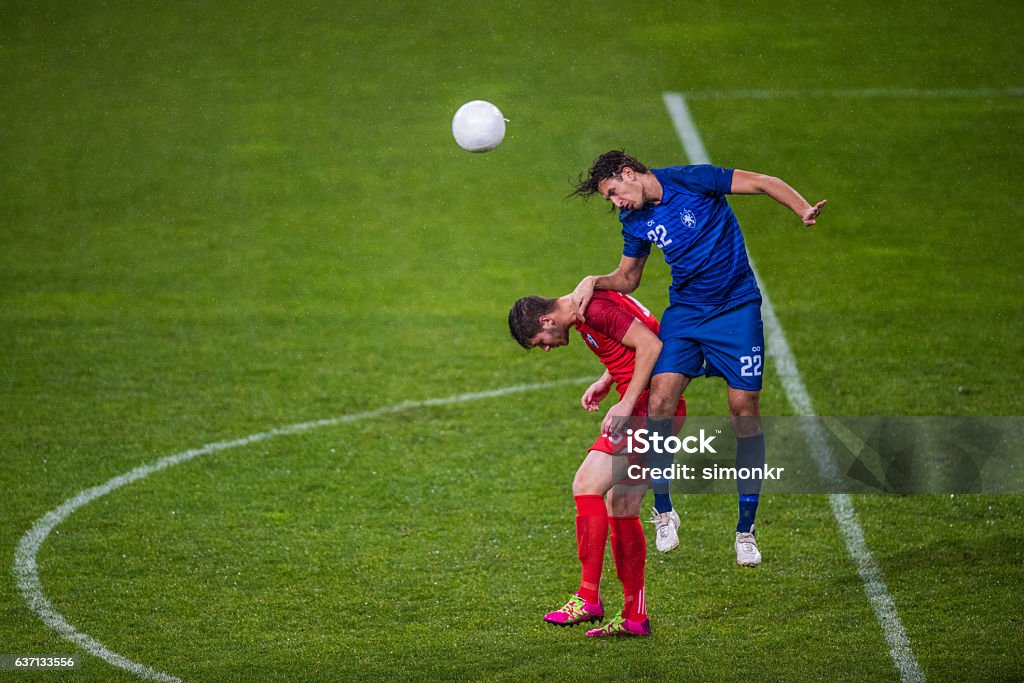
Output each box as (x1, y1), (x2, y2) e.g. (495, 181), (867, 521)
(2, 2), (1023, 681)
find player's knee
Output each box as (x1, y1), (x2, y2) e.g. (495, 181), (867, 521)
(649, 374), (688, 417)
(572, 465), (600, 496)
(729, 391), (760, 417)
(729, 392), (762, 438)
(605, 487), (642, 517)
(571, 470), (587, 496)
(648, 390), (677, 418)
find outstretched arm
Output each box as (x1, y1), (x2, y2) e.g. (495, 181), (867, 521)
(570, 254), (648, 323)
(731, 170), (827, 226)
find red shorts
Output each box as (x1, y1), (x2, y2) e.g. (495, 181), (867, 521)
(588, 391), (687, 463)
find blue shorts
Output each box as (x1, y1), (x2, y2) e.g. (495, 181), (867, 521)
(652, 298), (765, 391)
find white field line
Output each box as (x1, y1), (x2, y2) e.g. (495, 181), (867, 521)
(14, 377), (591, 683)
(663, 91), (925, 683)
(683, 86), (1024, 100)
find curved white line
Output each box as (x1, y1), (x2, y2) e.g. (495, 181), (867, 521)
(14, 378), (590, 682)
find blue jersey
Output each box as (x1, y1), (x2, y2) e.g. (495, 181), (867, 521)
(620, 164), (760, 306)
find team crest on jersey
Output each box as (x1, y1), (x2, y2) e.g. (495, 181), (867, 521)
(680, 209), (697, 229)
(585, 333), (599, 349)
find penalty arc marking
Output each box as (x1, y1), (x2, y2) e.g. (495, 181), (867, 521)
(13, 377), (591, 683)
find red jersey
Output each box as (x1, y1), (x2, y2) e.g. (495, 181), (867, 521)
(575, 291), (659, 397)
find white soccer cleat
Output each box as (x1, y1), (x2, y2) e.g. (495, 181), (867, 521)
(649, 507), (680, 553)
(735, 526), (761, 567)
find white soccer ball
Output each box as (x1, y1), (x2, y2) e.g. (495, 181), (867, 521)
(452, 100), (506, 152)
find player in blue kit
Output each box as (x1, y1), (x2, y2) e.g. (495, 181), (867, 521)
(569, 150), (826, 566)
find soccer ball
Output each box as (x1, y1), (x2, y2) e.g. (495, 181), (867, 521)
(451, 100), (506, 152)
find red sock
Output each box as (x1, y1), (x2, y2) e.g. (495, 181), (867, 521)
(610, 515), (647, 620)
(574, 495), (608, 604)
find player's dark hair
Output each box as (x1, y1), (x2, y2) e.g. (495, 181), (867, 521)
(569, 150), (649, 200)
(508, 295), (558, 349)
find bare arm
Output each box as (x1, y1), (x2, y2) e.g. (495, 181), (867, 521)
(600, 319), (662, 435)
(581, 370), (613, 412)
(570, 255), (648, 323)
(730, 170), (827, 226)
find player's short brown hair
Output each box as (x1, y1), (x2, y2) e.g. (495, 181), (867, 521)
(508, 295), (558, 349)
(569, 150), (650, 199)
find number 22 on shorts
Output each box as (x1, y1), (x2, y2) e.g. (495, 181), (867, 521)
(740, 346), (762, 377)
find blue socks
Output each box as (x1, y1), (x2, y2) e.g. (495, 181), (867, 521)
(654, 492), (674, 514)
(646, 419), (766, 531)
(738, 495), (759, 534)
(736, 433), (765, 533)
(646, 416), (676, 513)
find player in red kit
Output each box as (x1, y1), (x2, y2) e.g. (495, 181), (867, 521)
(508, 290), (686, 637)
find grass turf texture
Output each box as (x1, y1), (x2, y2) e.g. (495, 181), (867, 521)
(2, 1), (1023, 681)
